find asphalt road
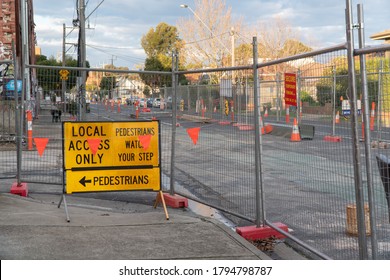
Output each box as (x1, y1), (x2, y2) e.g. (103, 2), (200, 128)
(1, 102), (389, 260)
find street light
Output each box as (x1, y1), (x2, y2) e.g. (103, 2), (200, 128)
(180, 4), (231, 56)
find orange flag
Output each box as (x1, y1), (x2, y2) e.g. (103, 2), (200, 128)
(187, 127), (201, 145)
(138, 134), (152, 151)
(34, 138), (49, 156)
(87, 139), (101, 155)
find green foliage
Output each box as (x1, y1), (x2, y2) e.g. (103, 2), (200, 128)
(316, 57), (389, 108)
(300, 91), (316, 105)
(364, 57), (390, 110)
(140, 22), (188, 88)
(141, 23), (181, 58)
(281, 39), (313, 56)
(99, 76), (116, 90)
(35, 55), (90, 94)
(316, 63), (348, 106)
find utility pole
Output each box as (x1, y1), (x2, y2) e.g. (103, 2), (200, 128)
(110, 55), (116, 99)
(78, 0), (87, 121)
(230, 27), (235, 82)
(62, 23), (66, 113)
(230, 27), (235, 68)
(75, 0), (103, 120)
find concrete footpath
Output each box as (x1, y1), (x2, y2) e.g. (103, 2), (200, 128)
(0, 192), (272, 260)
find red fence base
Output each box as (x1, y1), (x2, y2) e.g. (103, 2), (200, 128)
(323, 135), (342, 142)
(163, 193), (188, 208)
(236, 222), (288, 240)
(10, 182), (29, 197)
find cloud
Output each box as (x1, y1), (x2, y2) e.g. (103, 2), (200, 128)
(33, 0), (390, 68)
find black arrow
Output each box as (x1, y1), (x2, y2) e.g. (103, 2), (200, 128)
(79, 176), (92, 187)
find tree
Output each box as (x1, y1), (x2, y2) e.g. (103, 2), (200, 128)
(315, 56), (389, 108)
(254, 17), (313, 76)
(177, 0), (243, 68)
(99, 76), (116, 91)
(140, 22), (186, 91)
(141, 23), (181, 59)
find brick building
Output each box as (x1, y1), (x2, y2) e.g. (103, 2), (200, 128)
(0, 0), (36, 74)
(1, 0), (36, 102)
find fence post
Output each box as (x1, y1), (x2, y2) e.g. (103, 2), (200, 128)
(332, 66), (337, 135)
(26, 110), (33, 150)
(297, 69), (301, 123)
(345, 0), (368, 259)
(170, 51), (178, 195)
(276, 72), (281, 122)
(13, 41), (22, 186)
(357, 3), (378, 259)
(377, 60), (384, 141)
(9, 40), (28, 196)
(252, 37), (265, 227)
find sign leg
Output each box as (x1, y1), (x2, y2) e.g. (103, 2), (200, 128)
(154, 191), (169, 220)
(58, 194), (70, 222)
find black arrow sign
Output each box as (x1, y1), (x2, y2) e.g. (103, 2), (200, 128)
(79, 176), (92, 187)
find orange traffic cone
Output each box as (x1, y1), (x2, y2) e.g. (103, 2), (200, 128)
(264, 107), (268, 118)
(290, 118), (301, 142)
(286, 105), (290, 123)
(370, 102), (375, 131)
(260, 116), (265, 135)
(335, 111), (340, 124)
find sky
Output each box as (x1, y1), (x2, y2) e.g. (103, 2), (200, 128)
(33, 0), (389, 70)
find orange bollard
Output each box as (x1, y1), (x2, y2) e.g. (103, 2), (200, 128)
(335, 111), (340, 124)
(26, 110), (33, 150)
(300, 101), (302, 118)
(117, 100), (121, 113)
(260, 116), (265, 135)
(230, 100), (234, 122)
(370, 102), (375, 131)
(286, 105), (290, 124)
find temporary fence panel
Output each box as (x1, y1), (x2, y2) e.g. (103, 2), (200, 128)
(5, 45), (390, 260)
(365, 53), (390, 260)
(0, 61), (18, 184)
(169, 68), (259, 223)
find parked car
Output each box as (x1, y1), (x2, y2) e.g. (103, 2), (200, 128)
(147, 98), (153, 108)
(139, 98), (146, 107)
(153, 98), (161, 108)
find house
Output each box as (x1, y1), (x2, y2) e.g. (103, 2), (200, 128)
(370, 29), (390, 59)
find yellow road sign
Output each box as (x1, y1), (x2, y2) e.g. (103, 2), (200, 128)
(63, 121), (161, 194)
(59, 69), (70, 80)
(63, 121), (159, 169)
(66, 168), (161, 193)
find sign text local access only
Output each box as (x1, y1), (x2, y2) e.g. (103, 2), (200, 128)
(63, 121), (161, 193)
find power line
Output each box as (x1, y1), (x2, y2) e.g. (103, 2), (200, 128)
(184, 31), (232, 46)
(87, 44), (145, 64)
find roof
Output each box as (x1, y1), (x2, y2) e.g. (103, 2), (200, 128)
(370, 30), (390, 41)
